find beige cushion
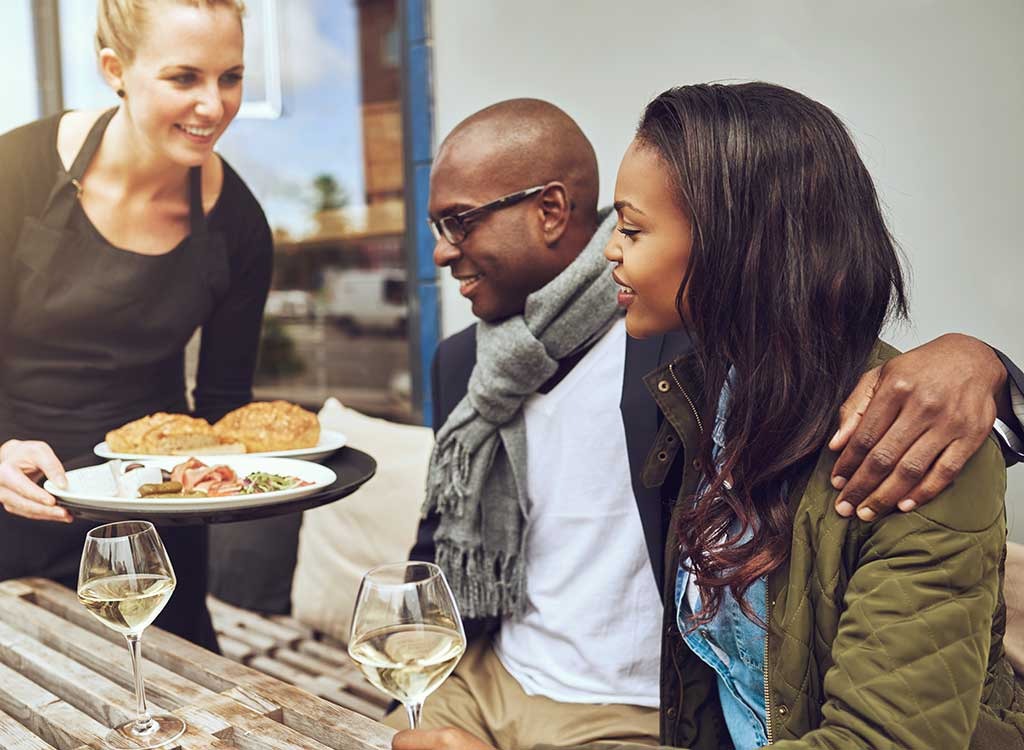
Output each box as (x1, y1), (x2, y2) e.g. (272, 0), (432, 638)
(1004, 540), (1024, 676)
(291, 398), (432, 642)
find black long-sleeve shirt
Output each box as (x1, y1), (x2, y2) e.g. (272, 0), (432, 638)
(0, 112), (273, 457)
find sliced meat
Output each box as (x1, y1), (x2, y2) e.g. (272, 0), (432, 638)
(170, 458), (207, 485)
(170, 459), (238, 493)
(203, 481), (245, 497)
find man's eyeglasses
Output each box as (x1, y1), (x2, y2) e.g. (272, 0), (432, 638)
(427, 184), (548, 245)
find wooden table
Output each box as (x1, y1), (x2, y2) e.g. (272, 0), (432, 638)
(205, 597), (390, 720)
(0, 578), (395, 750)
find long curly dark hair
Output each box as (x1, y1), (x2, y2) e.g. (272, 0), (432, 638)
(636, 82), (908, 624)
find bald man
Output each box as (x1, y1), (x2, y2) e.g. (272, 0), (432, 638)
(387, 99), (1024, 749)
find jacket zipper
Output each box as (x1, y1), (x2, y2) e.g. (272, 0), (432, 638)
(668, 363), (703, 434)
(764, 585), (774, 744)
(667, 362), (770, 745)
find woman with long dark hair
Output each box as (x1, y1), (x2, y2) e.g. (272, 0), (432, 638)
(597, 81), (1021, 749)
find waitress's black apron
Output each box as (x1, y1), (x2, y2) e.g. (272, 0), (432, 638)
(0, 108), (234, 650)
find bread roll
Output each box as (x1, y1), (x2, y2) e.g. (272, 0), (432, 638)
(106, 413), (176, 453)
(213, 401), (320, 453)
(106, 413), (220, 455)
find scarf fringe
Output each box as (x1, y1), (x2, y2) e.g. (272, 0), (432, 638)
(423, 437), (474, 518)
(436, 543), (525, 619)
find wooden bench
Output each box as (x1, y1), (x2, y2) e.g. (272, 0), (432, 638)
(206, 596), (391, 721)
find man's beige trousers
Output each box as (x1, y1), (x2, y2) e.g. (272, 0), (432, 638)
(382, 637), (660, 749)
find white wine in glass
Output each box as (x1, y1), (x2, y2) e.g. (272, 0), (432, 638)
(348, 562), (466, 728)
(78, 521), (184, 749)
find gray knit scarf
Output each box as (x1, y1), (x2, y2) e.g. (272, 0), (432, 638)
(423, 213), (621, 619)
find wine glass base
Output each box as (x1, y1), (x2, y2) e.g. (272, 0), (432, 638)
(103, 715), (186, 749)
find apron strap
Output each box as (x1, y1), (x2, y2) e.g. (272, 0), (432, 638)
(41, 109), (209, 240)
(67, 107), (118, 181)
(39, 108), (119, 229)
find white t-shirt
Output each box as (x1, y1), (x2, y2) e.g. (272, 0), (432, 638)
(493, 318), (663, 707)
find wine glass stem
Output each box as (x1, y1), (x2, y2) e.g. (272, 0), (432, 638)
(125, 633), (156, 736)
(405, 702), (423, 729)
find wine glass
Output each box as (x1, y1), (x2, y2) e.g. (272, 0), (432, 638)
(348, 562), (466, 728)
(77, 521), (184, 749)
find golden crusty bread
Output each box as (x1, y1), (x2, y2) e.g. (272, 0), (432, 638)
(106, 413), (221, 454)
(106, 413), (177, 453)
(213, 401), (320, 453)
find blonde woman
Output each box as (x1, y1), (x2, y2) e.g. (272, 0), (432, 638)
(0, 0), (271, 649)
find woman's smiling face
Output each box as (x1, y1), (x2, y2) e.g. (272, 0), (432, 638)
(604, 138), (694, 339)
(112, 2), (245, 167)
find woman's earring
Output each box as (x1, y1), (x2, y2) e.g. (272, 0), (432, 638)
(116, 88), (125, 98)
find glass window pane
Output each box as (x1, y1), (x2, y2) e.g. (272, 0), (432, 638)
(217, 0), (412, 421)
(58, 0), (114, 109)
(0, 0), (39, 132)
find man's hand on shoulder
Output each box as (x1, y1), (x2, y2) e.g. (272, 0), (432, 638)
(829, 333), (1007, 521)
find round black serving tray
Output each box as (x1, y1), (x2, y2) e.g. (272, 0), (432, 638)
(57, 447), (376, 526)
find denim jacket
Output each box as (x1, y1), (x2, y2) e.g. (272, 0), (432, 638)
(674, 370), (768, 748)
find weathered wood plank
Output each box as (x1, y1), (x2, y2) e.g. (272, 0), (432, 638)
(20, 579), (395, 750)
(334, 680), (389, 709)
(268, 615), (316, 640)
(0, 706), (57, 750)
(300, 678), (386, 720)
(220, 687), (281, 720)
(0, 579), (37, 599)
(248, 655), (310, 685)
(273, 647), (338, 677)
(207, 598), (306, 645)
(274, 651), (385, 709)
(217, 634), (254, 663)
(260, 679), (394, 750)
(20, 579), (256, 692)
(234, 647), (388, 716)
(169, 724), (235, 750)
(209, 605), (388, 716)
(216, 624), (277, 654)
(1, 651), (251, 750)
(275, 648), (383, 707)
(244, 658), (387, 719)
(0, 619), (152, 729)
(170, 707), (231, 739)
(296, 639), (358, 671)
(191, 693), (334, 750)
(0, 592), (218, 710)
(0, 661), (110, 750)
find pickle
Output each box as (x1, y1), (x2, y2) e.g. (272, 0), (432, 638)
(145, 491), (207, 498)
(138, 481), (183, 497)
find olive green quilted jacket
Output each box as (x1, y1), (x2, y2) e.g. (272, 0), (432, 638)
(583, 343), (1023, 750)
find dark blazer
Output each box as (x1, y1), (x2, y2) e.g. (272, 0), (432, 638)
(409, 323), (693, 626)
(996, 348), (1024, 466)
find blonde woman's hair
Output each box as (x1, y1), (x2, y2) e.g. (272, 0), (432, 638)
(95, 0), (245, 63)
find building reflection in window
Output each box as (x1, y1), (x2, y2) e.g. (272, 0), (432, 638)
(217, 0), (412, 421)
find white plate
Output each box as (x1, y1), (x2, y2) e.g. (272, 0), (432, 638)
(46, 457), (337, 513)
(93, 428), (347, 463)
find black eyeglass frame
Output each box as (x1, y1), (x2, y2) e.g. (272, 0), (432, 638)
(427, 183), (549, 245)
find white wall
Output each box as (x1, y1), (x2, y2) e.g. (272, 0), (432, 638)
(430, 0), (1024, 534)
